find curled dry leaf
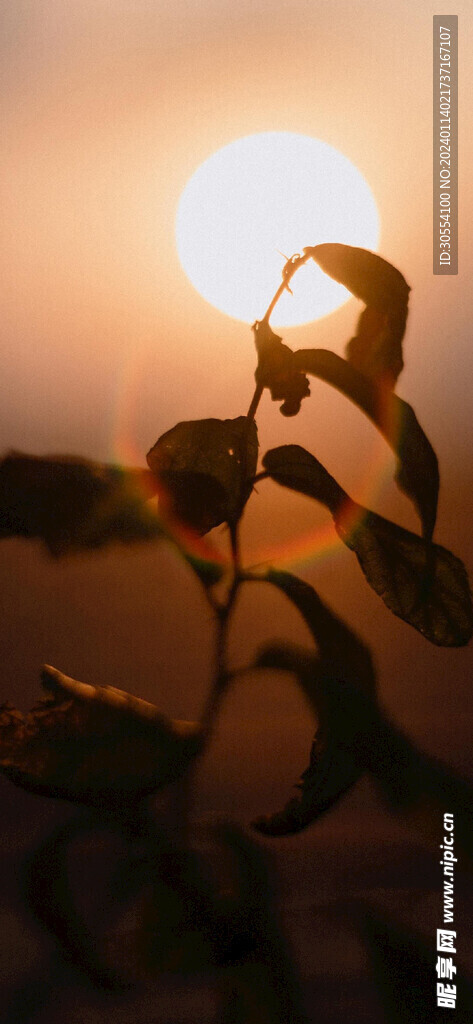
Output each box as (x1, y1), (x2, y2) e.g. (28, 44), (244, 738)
(293, 349), (439, 541)
(305, 244), (410, 387)
(252, 320), (310, 416)
(0, 665), (202, 807)
(262, 445), (472, 646)
(147, 417), (258, 533)
(0, 452), (161, 556)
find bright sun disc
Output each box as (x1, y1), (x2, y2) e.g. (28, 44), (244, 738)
(175, 132), (379, 327)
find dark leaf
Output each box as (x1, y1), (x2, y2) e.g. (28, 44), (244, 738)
(244, 569), (473, 839)
(251, 647), (473, 845)
(0, 665), (202, 807)
(262, 445), (472, 645)
(304, 244), (410, 386)
(247, 568), (376, 689)
(305, 243), (410, 316)
(253, 730), (364, 837)
(147, 417), (258, 533)
(0, 451), (161, 556)
(293, 349), (439, 541)
(242, 570), (378, 834)
(262, 444), (345, 515)
(252, 320), (310, 417)
(251, 642), (378, 836)
(337, 505), (473, 646)
(252, 647), (473, 842)
(244, 571), (473, 840)
(345, 303), (407, 387)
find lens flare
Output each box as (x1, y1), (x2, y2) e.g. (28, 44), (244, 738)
(110, 353), (402, 575)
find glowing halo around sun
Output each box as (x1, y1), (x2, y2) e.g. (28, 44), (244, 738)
(175, 132), (380, 327)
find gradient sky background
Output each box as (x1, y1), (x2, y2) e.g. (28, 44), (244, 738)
(1, 2), (472, 1020)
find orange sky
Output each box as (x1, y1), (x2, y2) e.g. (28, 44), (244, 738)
(1, 0), (472, 813)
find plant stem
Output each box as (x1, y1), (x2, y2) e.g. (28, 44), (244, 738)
(197, 254), (314, 757)
(262, 251), (311, 323)
(247, 382), (264, 421)
(200, 550), (240, 738)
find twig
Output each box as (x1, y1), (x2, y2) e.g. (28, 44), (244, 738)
(262, 251), (311, 324)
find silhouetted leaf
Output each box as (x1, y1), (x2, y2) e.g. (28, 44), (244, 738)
(345, 303), (407, 387)
(0, 451), (161, 555)
(252, 320), (310, 416)
(305, 244), (410, 385)
(305, 244), (410, 312)
(337, 507), (473, 647)
(0, 666), (202, 806)
(293, 349), (439, 540)
(262, 445), (345, 514)
(250, 643), (473, 844)
(242, 570), (378, 834)
(245, 570), (473, 839)
(252, 650), (473, 841)
(252, 642), (379, 836)
(247, 568), (376, 688)
(262, 445), (472, 645)
(147, 417), (258, 533)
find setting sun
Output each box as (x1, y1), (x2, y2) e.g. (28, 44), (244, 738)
(175, 132), (379, 326)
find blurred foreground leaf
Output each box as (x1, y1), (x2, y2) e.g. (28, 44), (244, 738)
(216, 824), (308, 1024)
(23, 812), (308, 1014)
(262, 445), (472, 646)
(243, 570), (377, 834)
(0, 665), (202, 807)
(293, 349), (438, 540)
(147, 417), (258, 533)
(252, 642), (377, 836)
(305, 244), (410, 386)
(260, 684), (473, 845)
(0, 451), (161, 555)
(246, 568), (376, 689)
(244, 587), (473, 844)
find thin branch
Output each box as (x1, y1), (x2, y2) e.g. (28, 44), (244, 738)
(262, 251), (311, 324)
(194, 253), (315, 750)
(247, 382), (264, 421)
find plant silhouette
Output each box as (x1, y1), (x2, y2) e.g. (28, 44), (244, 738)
(0, 244), (472, 1019)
